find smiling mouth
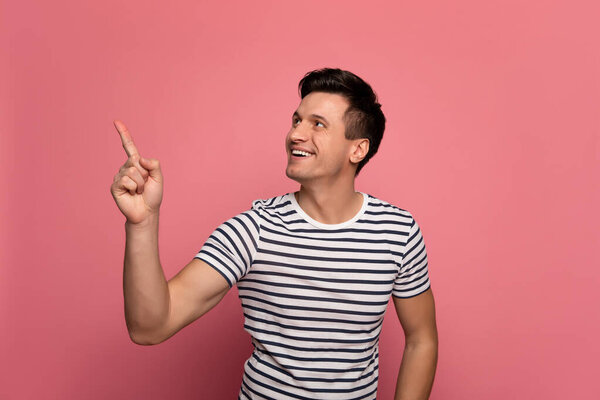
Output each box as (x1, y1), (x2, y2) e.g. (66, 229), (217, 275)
(291, 149), (314, 158)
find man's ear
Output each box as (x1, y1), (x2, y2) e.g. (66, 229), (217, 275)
(350, 138), (370, 165)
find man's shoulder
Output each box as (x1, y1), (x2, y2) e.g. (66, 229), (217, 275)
(249, 192), (292, 212)
(364, 192), (414, 220)
(211, 193), (291, 234)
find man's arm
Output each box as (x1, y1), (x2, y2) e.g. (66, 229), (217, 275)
(393, 287), (438, 400)
(142, 257), (230, 345)
(124, 214), (231, 345)
(110, 120), (231, 346)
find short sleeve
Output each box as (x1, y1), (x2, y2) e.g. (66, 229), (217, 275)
(194, 209), (261, 288)
(392, 215), (431, 298)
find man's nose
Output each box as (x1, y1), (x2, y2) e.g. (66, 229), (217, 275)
(289, 123), (310, 142)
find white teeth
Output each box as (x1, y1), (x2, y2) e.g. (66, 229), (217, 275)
(292, 149), (313, 157)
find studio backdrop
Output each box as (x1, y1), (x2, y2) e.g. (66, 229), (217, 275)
(1, 0), (598, 399)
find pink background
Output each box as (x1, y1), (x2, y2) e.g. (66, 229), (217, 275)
(2, 0), (599, 398)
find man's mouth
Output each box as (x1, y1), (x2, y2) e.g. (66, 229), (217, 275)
(291, 149), (314, 158)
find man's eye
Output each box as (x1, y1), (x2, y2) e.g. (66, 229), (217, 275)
(315, 121), (325, 128)
(293, 118), (300, 125)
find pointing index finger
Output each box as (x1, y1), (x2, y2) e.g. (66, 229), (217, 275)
(114, 120), (140, 158)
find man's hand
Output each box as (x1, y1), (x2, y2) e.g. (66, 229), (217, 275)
(110, 120), (164, 224)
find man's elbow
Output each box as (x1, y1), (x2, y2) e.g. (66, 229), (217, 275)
(128, 328), (164, 346)
(406, 338), (438, 352)
(405, 330), (438, 350)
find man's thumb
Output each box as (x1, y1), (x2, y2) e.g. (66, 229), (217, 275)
(140, 157), (161, 176)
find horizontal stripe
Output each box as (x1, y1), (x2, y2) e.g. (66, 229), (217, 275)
(251, 351), (380, 383)
(244, 324), (378, 345)
(254, 338), (378, 354)
(254, 346), (375, 364)
(243, 303), (381, 326)
(241, 278), (392, 296)
(239, 294), (385, 317)
(250, 259), (398, 275)
(238, 286), (390, 306)
(247, 269), (394, 285)
(261, 224), (404, 245)
(244, 312), (384, 335)
(257, 248), (395, 265)
(247, 357), (379, 393)
(260, 236), (393, 254)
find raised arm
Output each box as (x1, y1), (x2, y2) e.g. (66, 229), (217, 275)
(110, 120), (230, 345)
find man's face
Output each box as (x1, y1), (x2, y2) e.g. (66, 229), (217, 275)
(285, 92), (360, 184)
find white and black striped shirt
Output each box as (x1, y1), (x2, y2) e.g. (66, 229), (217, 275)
(195, 192), (430, 399)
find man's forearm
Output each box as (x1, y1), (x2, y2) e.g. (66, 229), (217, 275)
(394, 340), (438, 400)
(123, 212), (170, 344)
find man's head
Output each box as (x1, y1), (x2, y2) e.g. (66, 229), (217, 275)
(285, 68), (386, 184)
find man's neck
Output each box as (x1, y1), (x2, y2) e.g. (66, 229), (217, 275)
(295, 180), (363, 225)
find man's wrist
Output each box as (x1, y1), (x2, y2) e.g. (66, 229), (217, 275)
(125, 212), (160, 231)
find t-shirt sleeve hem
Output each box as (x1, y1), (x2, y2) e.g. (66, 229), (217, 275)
(194, 255), (234, 289)
(392, 282), (431, 299)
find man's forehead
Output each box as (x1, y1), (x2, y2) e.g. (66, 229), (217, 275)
(295, 92), (349, 119)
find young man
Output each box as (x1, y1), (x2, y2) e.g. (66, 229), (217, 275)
(111, 68), (438, 399)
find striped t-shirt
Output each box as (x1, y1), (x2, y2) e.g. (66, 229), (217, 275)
(194, 191), (430, 399)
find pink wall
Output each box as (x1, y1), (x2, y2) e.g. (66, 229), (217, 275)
(2, 0), (598, 398)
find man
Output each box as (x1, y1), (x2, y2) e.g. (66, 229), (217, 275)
(110, 68), (438, 399)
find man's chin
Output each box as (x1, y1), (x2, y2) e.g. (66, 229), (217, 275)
(285, 168), (308, 184)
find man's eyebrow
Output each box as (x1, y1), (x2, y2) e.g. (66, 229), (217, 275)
(311, 114), (330, 124)
(292, 111), (330, 124)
